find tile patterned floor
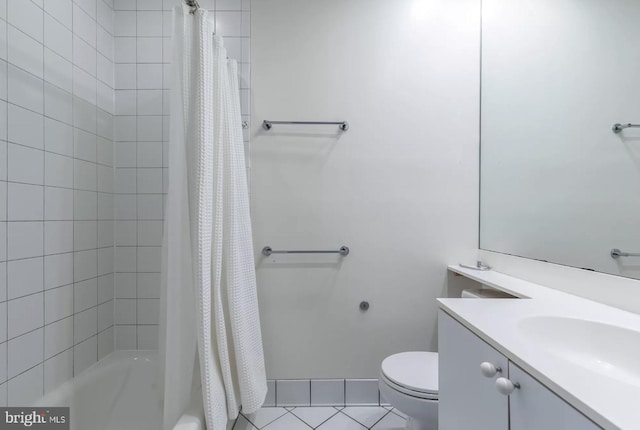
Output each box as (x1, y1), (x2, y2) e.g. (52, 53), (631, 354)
(232, 406), (406, 430)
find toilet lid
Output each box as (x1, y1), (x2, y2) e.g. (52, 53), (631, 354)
(381, 352), (438, 396)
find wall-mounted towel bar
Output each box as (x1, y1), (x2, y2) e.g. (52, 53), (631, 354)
(262, 120), (349, 131)
(262, 246), (350, 257)
(610, 248), (640, 258)
(612, 123), (640, 133)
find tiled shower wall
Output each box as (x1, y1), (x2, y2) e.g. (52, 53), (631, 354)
(0, 0), (116, 405)
(113, 0), (251, 349)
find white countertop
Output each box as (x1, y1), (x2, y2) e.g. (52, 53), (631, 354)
(439, 265), (640, 430)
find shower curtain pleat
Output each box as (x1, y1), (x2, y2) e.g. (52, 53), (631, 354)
(160, 5), (267, 430)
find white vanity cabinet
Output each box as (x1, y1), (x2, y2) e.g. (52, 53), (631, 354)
(439, 310), (601, 430)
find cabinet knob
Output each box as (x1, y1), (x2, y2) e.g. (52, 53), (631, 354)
(495, 377), (520, 395)
(480, 362), (502, 378)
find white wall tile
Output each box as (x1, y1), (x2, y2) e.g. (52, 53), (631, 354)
(137, 11), (162, 37)
(44, 82), (73, 124)
(137, 298), (158, 324)
(45, 0), (73, 30)
(136, 89), (161, 115)
(73, 221), (98, 251)
(44, 48), (73, 92)
(0, 263), (7, 302)
(8, 0), (43, 42)
(311, 380), (345, 407)
(74, 189), (98, 220)
(136, 115), (161, 141)
(136, 324), (157, 349)
(7, 257), (43, 299)
(74, 249), (97, 281)
(73, 4), (97, 43)
(45, 153), (74, 188)
(74, 129), (97, 162)
(137, 246), (160, 272)
(98, 326), (114, 358)
(136, 168), (162, 193)
(215, 11), (241, 37)
(8, 363), (43, 406)
(136, 37), (161, 63)
(97, 273), (114, 303)
(44, 284), (73, 323)
(276, 380), (311, 407)
(138, 0), (163, 10)
(74, 306), (97, 344)
(345, 379), (380, 406)
(97, 246), (113, 275)
(73, 65), (97, 105)
(8, 144), (44, 185)
(8, 104), (43, 149)
(137, 220), (162, 246)
(115, 246), (135, 272)
(0, 302), (6, 342)
(114, 10), (135, 37)
(137, 272), (159, 298)
(98, 299), (113, 331)
(44, 316), (73, 358)
(115, 63), (135, 88)
(97, 26), (114, 61)
(74, 277), (98, 313)
(114, 36), (136, 62)
(8, 65), (43, 112)
(44, 12), (72, 59)
(8, 328), (43, 377)
(44, 348), (72, 394)
(73, 35), (97, 76)
(8, 221), (43, 259)
(73, 334), (97, 374)
(115, 272), (135, 298)
(74, 159), (97, 191)
(115, 324), (135, 349)
(7, 183), (43, 221)
(115, 298), (135, 324)
(137, 194), (162, 219)
(114, 115), (136, 141)
(44, 253), (73, 290)
(44, 220), (73, 254)
(44, 118), (74, 156)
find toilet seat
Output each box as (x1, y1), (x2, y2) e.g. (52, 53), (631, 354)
(380, 352), (438, 400)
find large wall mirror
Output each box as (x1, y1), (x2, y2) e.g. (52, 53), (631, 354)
(480, 0), (640, 279)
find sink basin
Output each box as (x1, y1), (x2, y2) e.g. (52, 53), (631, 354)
(518, 316), (640, 386)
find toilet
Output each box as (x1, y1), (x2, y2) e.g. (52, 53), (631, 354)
(379, 288), (511, 430)
(379, 351), (439, 430)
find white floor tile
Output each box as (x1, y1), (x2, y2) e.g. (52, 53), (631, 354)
(389, 409), (407, 419)
(233, 414), (257, 430)
(341, 408), (389, 428)
(317, 413), (366, 430)
(262, 413), (310, 430)
(242, 408), (288, 429)
(291, 407), (339, 428)
(370, 412), (405, 430)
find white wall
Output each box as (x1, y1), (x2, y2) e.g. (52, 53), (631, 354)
(0, 0), (116, 405)
(251, 0), (480, 379)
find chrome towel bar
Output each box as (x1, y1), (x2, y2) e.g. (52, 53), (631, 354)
(612, 123), (640, 133)
(262, 246), (350, 257)
(262, 120), (349, 131)
(610, 248), (640, 258)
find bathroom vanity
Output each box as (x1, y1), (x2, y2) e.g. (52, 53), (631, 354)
(438, 266), (640, 430)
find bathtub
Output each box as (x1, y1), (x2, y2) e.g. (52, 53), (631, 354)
(35, 350), (205, 430)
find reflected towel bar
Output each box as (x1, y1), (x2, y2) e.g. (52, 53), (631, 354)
(262, 120), (349, 131)
(612, 123), (640, 133)
(610, 248), (640, 258)
(262, 246), (350, 257)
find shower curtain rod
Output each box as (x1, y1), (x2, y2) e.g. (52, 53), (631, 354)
(185, 0), (200, 14)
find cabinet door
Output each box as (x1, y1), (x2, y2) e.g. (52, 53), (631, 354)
(509, 363), (601, 430)
(438, 310), (509, 430)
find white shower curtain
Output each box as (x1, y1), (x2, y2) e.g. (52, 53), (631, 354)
(159, 5), (267, 430)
